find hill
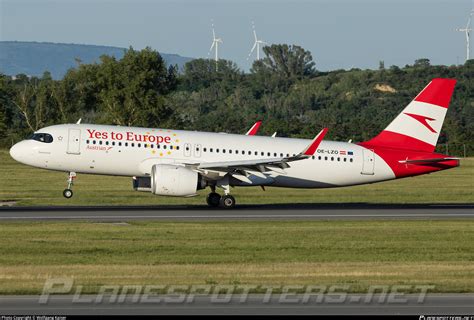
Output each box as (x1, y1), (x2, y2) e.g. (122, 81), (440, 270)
(0, 41), (193, 79)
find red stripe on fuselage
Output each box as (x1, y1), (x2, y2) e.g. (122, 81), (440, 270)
(363, 130), (436, 153)
(358, 142), (459, 178)
(414, 78), (456, 108)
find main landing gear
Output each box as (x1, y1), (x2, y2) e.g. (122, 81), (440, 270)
(206, 185), (236, 209)
(63, 172), (76, 199)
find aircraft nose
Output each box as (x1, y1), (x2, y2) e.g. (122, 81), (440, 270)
(9, 143), (21, 162)
(9, 141), (28, 163)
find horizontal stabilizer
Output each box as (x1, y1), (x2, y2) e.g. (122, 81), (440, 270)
(398, 157), (459, 164)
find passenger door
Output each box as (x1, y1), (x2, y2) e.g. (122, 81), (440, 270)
(361, 149), (375, 175)
(67, 128), (81, 155)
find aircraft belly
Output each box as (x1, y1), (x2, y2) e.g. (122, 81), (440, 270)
(269, 153), (395, 188)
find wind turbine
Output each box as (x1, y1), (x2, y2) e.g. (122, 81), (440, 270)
(247, 22), (267, 61)
(208, 22), (223, 71)
(456, 12), (473, 62)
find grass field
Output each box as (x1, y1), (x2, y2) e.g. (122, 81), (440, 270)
(0, 150), (473, 206)
(0, 220), (473, 294)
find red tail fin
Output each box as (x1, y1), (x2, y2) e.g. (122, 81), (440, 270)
(363, 78), (456, 152)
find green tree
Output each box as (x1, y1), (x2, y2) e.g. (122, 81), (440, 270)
(95, 47), (177, 127)
(252, 44), (316, 79)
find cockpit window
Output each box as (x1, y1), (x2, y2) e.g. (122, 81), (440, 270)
(28, 133), (54, 143)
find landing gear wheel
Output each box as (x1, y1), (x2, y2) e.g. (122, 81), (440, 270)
(219, 195), (236, 209)
(206, 192), (221, 207)
(63, 189), (73, 199)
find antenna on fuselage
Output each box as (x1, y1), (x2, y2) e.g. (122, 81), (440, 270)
(76, 118), (82, 124)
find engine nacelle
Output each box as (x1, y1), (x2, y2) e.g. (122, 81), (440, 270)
(151, 164), (205, 197)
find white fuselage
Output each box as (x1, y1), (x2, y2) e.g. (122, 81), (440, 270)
(10, 124), (396, 189)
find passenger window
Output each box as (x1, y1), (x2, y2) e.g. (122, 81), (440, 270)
(119, 142), (122, 146)
(255, 151), (258, 155)
(350, 158), (353, 162)
(93, 140), (96, 145)
(99, 141), (103, 145)
(222, 149), (225, 153)
(216, 149), (219, 153)
(86, 140), (90, 144)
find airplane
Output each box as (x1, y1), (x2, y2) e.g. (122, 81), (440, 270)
(9, 78), (460, 208)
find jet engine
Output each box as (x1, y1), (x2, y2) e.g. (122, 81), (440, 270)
(150, 164), (206, 196)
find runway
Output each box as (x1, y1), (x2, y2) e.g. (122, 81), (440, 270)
(0, 204), (473, 221)
(0, 294), (473, 315)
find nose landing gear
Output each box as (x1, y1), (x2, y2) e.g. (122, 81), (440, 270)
(63, 172), (76, 199)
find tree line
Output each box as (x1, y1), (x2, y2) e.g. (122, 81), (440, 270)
(0, 45), (473, 156)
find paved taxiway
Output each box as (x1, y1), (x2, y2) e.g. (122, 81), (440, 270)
(0, 204), (472, 221)
(1, 294), (473, 315)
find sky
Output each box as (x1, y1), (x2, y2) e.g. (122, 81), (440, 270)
(0, 0), (473, 71)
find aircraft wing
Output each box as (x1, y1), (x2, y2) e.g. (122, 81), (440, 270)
(185, 128), (328, 182)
